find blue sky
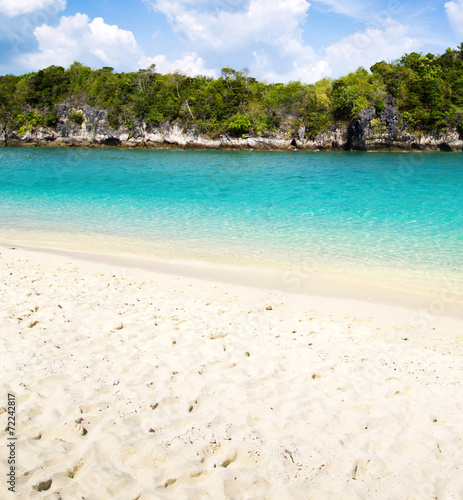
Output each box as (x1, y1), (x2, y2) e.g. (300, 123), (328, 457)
(0, 0), (462, 83)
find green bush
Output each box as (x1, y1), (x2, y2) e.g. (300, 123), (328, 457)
(107, 107), (121, 129)
(306, 112), (330, 136)
(146, 110), (164, 126)
(375, 100), (385, 113)
(228, 114), (251, 136)
(69, 111), (84, 126)
(44, 112), (58, 127)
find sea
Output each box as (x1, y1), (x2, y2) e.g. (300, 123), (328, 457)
(1, 147), (462, 299)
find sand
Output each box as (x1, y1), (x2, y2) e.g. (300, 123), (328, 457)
(1, 244), (463, 499)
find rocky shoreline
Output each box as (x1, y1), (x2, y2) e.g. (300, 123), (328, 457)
(1, 103), (462, 151)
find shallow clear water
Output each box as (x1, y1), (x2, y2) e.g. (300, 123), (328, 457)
(1, 147), (462, 291)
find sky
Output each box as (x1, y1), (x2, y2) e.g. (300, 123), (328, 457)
(0, 0), (462, 83)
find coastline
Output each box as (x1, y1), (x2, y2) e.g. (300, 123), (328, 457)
(2, 237), (463, 322)
(2, 135), (463, 152)
(2, 243), (463, 498)
(2, 118), (463, 152)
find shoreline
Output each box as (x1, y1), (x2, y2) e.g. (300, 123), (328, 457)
(2, 239), (462, 326)
(2, 139), (463, 152)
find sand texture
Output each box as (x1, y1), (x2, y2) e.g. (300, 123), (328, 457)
(1, 246), (463, 499)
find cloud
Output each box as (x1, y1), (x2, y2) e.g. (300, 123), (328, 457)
(149, 0), (311, 51)
(311, 0), (406, 28)
(264, 59), (331, 84)
(322, 19), (418, 75)
(139, 52), (216, 77)
(5, 0), (421, 84)
(20, 14), (139, 70)
(145, 0), (416, 84)
(147, 0), (318, 81)
(0, 0), (65, 51)
(19, 12), (216, 76)
(0, 0), (65, 17)
(445, 0), (463, 35)
(142, 0), (425, 84)
(311, 0), (366, 18)
(264, 19), (418, 83)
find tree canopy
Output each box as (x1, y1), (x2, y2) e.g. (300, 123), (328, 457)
(1, 44), (462, 139)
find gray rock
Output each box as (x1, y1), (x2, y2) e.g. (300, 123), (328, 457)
(2, 100), (462, 151)
(380, 105), (400, 135)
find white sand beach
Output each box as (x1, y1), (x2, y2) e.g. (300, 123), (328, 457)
(1, 244), (463, 499)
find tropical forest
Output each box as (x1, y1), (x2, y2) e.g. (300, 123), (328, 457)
(0, 44), (462, 142)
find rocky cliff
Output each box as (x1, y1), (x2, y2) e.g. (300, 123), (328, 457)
(347, 105), (463, 151)
(1, 103), (462, 151)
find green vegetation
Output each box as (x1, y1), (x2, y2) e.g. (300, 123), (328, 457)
(69, 111), (84, 126)
(228, 114), (252, 137)
(1, 44), (463, 139)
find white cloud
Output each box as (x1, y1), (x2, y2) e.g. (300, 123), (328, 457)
(142, 0), (423, 84)
(0, 0), (65, 17)
(21, 14), (139, 70)
(9, 0), (421, 85)
(323, 19), (418, 74)
(139, 52), (216, 77)
(150, 0), (311, 51)
(147, 0), (319, 82)
(264, 19), (418, 83)
(19, 12), (216, 76)
(145, 0), (418, 84)
(445, 0), (463, 35)
(264, 59), (331, 84)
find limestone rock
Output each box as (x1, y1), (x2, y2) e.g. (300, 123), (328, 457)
(2, 101), (462, 151)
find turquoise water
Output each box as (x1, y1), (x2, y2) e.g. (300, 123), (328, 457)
(1, 147), (462, 291)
